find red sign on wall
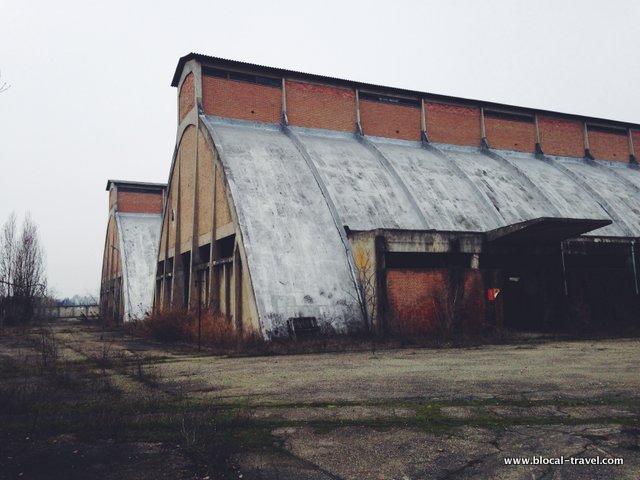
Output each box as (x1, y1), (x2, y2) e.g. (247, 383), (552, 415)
(487, 288), (501, 301)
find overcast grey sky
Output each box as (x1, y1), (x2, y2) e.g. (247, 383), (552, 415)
(1, 0), (639, 298)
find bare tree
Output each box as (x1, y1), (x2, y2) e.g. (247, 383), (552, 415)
(0, 213), (17, 299)
(14, 214), (47, 300)
(0, 213), (47, 324)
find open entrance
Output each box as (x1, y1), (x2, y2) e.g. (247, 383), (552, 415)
(482, 252), (564, 332)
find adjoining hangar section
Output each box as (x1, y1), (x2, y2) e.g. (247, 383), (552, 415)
(100, 180), (166, 322)
(119, 53), (640, 340)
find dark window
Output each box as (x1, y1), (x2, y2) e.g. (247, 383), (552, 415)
(202, 66), (227, 79)
(181, 252), (191, 307)
(587, 124), (627, 136)
(166, 257), (174, 276)
(199, 244), (211, 264)
(359, 92), (420, 108)
(385, 252), (470, 269)
(484, 109), (534, 123)
(202, 66), (280, 88)
(217, 235), (235, 260)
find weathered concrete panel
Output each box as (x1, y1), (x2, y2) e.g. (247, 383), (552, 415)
(557, 157), (640, 235)
(370, 138), (501, 232)
(116, 213), (163, 321)
(496, 150), (622, 237)
(201, 116), (365, 339)
(292, 128), (423, 230)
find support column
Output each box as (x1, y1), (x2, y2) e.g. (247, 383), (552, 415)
(209, 161), (219, 312)
(233, 245), (243, 332)
(171, 157), (182, 306)
(189, 127), (200, 308)
(374, 234), (386, 335)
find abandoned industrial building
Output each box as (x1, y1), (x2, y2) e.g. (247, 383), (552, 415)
(102, 52), (640, 340)
(100, 180), (166, 322)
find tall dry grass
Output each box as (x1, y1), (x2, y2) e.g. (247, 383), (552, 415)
(126, 307), (261, 351)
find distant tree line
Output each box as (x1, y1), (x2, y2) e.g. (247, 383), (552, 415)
(56, 294), (98, 307)
(0, 213), (47, 325)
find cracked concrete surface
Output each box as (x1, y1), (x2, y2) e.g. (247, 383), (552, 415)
(2, 324), (639, 479)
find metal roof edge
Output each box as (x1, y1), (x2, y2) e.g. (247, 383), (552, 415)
(106, 179), (168, 191)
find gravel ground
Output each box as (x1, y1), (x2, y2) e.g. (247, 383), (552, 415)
(2, 323), (639, 479)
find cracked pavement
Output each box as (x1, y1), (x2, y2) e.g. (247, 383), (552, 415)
(2, 324), (639, 479)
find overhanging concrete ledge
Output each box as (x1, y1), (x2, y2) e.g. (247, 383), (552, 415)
(487, 217), (612, 245)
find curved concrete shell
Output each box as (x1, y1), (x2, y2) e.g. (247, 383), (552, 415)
(204, 116), (639, 237)
(197, 115), (640, 338)
(116, 213), (163, 321)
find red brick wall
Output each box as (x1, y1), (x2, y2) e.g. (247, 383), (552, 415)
(287, 80), (355, 131)
(386, 269), (448, 336)
(117, 191), (164, 214)
(360, 100), (421, 141)
(386, 268), (485, 336)
(538, 117), (584, 158)
(202, 75), (281, 124)
(589, 129), (630, 162)
(485, 117), (536, 153)
(632, 129), (640, 160)
(179, 73), (195, 123)
(425, 102), (481, 146)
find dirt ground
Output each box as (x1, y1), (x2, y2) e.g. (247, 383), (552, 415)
(1, 321), (639, 479)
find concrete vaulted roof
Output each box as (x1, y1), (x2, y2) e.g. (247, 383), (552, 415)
(116, 213), (163, 321)
(201, 116), (640, 337)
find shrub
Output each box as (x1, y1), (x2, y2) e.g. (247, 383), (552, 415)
(126, 307), (262, 351)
